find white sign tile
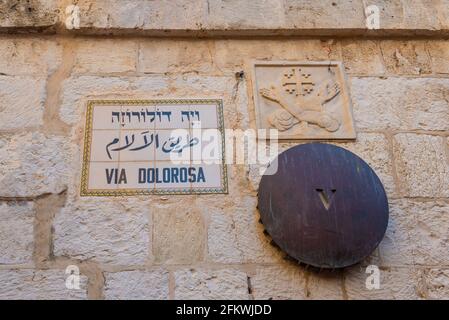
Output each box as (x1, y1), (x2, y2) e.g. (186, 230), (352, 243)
(81, 99), (227, 196)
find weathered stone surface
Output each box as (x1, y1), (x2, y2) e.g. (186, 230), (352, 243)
(208, 0), (285, 29)
(345, 266), (418, 299)
(377, 199), (416, 266)
(417, 268), (449, 299)
(206, 196), (283, 264)
(380, 41), (431, 75)
(214, 39), (341, 73)
(306, 271), (345, 300)
(428, 41), (449, 74)
(59, 75), (169, 125)
(73, 40), (137, 74)
(0, 132), (70, 197)
(104, 270), (169, 300)
(251, 265), (306, 299)
(0, 38), (62, 75)
(341, 41), (385, 74)
(153, 206), (205, 264)
(285, 0), (364, 28)
(139, 40), (214, 74)
(0, 0), (59, 28)
(411, 201), (449, 266)
(74, 0), (207, 31)
(1, 1), (449, 36)
(0, 202), (34, 264)
(174, 268), (249, 299)
(335, 133), (396, 196)
(0, 76), (46, 130)
(370, 0), (404, 30)
(393, 134), (449, 197)
(53, 198), (150, 266)
(0, 269), (87, 299)
(351, 77), (449, 131)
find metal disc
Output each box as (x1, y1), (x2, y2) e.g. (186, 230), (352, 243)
(258, 143), (389, 268)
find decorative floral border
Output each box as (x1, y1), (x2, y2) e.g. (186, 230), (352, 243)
(80, 99), (228, 196)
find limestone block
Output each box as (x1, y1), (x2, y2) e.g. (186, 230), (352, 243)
(0, 0), (59, 28)
(380, 41), (431, 75)
(411, 201), (449, 266)
(283, 0), (364, 29)
(153, 206), (205, 264)
(393, 134), (449, 197)
(104, 270), (169, 300)
(206, 196), (284, 264)
(0, 269), (87, 300)
(174, 268), (249, 299)
(0, 76), (46, 130)
(0, 38), (62, 75)
(345, 266), (418, 299)
(59, 75), (169, 125)
(416, 268), (449, 299)
(428, 41), (449, 74)
(0, 132), (70, 197)
(0, 202), (34, 264)
(377, 199), (416, 266)
(73, 40), (138, 74)
(251, 265), (307, 299)
(53, 197), (150, 266)
(341, 41), (385, 74)
(351, 77), (449, 131)
(139, 40), (214, 74)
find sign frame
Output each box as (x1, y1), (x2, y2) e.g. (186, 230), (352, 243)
(80, 99), (228, 196)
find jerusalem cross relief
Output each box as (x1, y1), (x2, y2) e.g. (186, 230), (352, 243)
(252, 61), (356, 140)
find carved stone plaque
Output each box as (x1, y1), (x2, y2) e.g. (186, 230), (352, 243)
(252, 61), (356, 140)
(80, 99), (227, 196)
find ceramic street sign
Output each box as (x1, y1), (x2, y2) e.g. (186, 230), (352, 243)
(80, 99), (228, 196)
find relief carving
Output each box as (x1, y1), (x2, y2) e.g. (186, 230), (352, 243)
(252, 61), (356, 140)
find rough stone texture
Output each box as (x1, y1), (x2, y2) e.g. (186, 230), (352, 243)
(345, 266), (419, 299)
(207, 196), (284, 264)
(0, 202), (34, 264)
(417, 268), (449, 299)
(139, 39), (215, 75)
(0, 28), (448, 300)
(73, 40), (138, 74)
(153, 206), (205, 264)
(393, 134), (449, 198)
(377, 199), (416, 267)
(0, 38), (62, 75)
(214, 39), (341, 74)
(53, 197), (150, 266)
(0, 76), (46, 130)
(380, 41), (432, 75)
(0, 132), (70, 197)
(335, 133), (396, 196)
(428, 41), (449, 74)
(351, 77), (449, 131)
(104, 270), (169, 300)
(251, 265), (307, 299)
(174, 268), (249, 300)
(341, 41), (385, 74)
(59, 75), (169, 125)
(1, 1), (449, 36)
(0, 0), (59, 28)
(0, 269), (87, 300)
(411, 201), (449, 266)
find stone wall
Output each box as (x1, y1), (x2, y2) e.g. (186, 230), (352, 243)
(0, 1), (448, 300)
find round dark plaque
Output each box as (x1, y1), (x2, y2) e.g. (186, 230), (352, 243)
(258, 143), (389, 268)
